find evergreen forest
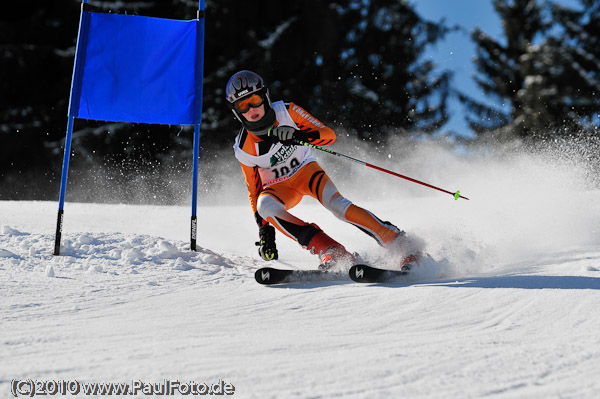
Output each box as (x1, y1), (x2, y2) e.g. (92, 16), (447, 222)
(1, 0), (598, 202)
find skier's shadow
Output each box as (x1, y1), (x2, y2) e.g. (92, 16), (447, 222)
(261, 273), (600, 290)
(412, 275), (600, 290)
(265, 279), (353, 289)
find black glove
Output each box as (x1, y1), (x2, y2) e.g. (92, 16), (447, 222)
(268, 126), (300, 145)
(255, 224), (278, 261)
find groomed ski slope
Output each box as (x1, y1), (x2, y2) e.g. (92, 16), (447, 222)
(2, 140), (600, 398)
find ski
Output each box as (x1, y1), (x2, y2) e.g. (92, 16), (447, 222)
(349, 264), (409, 283)
(254, 267), (348, 285)
(256, 262), (415, 285)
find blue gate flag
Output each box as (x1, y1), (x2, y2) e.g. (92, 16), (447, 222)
(71, 12), (200, 125)
(55, 3), (206, 256)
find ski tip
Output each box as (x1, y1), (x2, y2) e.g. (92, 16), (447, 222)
(254, 267), (284, 285)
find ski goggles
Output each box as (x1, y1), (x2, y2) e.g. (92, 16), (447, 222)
(233, 94), (264, 113)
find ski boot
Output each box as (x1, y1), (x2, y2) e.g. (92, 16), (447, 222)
(386, 230), (426, 271)
(400, 253), (423, 272)
(304, 228), (355, 270)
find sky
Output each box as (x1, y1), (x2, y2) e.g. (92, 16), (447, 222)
(412, 0), (582, 139)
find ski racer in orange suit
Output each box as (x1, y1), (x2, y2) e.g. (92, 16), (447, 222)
(225, 70), (419, 268)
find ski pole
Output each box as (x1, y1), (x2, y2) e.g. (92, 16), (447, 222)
(294, 140), (469, 201)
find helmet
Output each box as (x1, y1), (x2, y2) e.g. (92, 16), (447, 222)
(226, 70), (266, 103)
(225, 70), (275, 131)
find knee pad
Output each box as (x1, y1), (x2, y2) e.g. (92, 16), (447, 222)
(328, 194), (352, 221)
(329, 195), (352, 222)
(320, 181), (352, 221)
(257, 195), (286, 220)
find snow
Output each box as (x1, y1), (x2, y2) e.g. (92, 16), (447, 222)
(2, 140), (600, 398)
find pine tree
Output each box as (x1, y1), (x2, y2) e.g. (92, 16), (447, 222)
(330, 0), (452, 142)
(464, 0), (600, 139)
(461, 0), (548, 137)
(0, 0), (81, 199)
(534, 0), (600, 134)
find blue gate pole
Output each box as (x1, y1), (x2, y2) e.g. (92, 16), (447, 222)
(54, 116), (75, 255)
(54, 0), (90, 255)
(191, 124), (200, 251)
(191, 0), (206, 251)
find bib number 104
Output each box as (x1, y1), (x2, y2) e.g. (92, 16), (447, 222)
(272, 158), (300, 179)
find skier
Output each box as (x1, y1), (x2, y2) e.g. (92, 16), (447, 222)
(226, 70), (422, 269)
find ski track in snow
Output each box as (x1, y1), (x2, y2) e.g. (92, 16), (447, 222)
(2, 143), (600, 398)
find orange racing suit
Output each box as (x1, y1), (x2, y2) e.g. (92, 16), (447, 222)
(233, 101), (400, 250)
